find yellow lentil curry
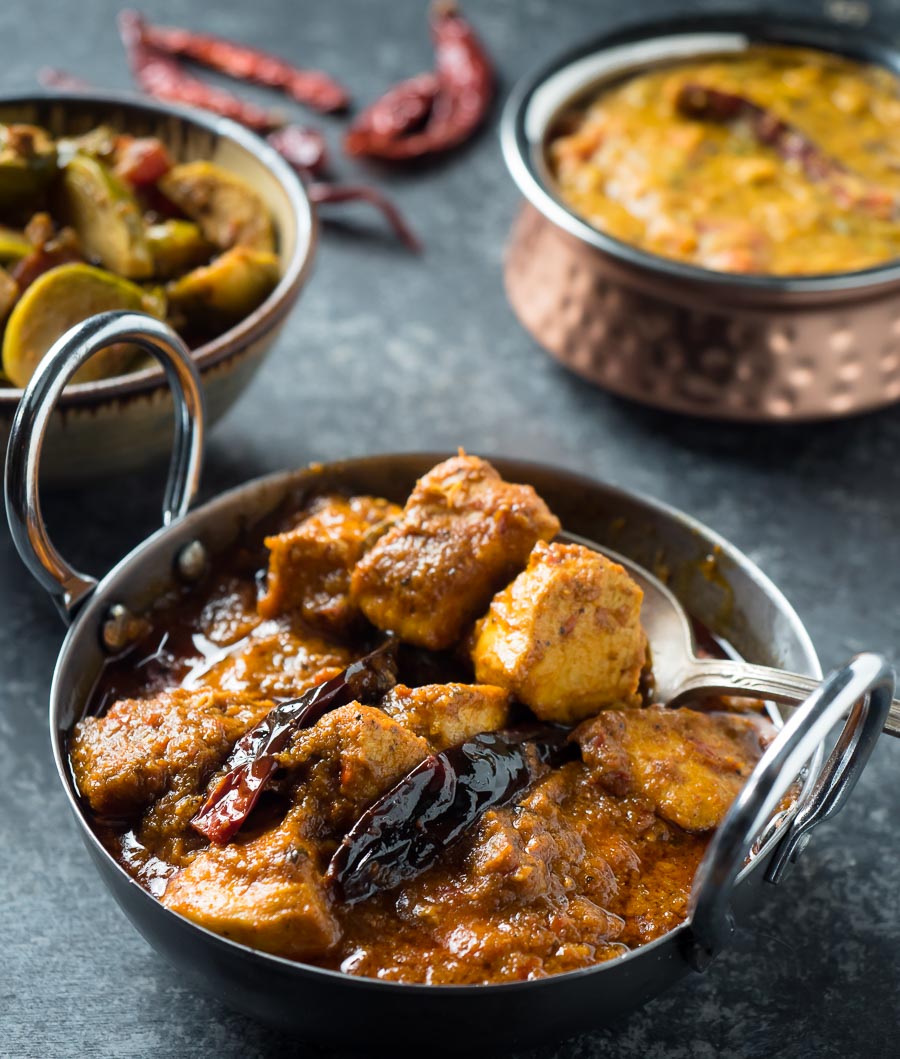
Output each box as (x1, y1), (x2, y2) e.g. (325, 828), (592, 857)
(549, 46), (900, 275)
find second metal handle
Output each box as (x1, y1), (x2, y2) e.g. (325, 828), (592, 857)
(4, 311), (205, 621)
(687, 651), (894, 970)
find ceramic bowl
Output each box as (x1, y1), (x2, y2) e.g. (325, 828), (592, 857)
(0, 92), (316, 480)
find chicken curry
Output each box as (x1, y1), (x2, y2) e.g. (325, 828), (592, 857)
(548, 45), (900, 275)
(72, 455), (774, 984)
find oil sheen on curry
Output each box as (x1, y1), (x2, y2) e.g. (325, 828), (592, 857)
(71, 455), (772, 985)
(548, 46), (900, 275)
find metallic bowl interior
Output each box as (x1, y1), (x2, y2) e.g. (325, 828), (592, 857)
(501, 15), (900, 420)
(49, 454), (821, 1051)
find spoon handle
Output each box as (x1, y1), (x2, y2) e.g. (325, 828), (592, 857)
(675, 658), (900, 738)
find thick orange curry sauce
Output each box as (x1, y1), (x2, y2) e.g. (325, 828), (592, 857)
(72, 457), (770, 984)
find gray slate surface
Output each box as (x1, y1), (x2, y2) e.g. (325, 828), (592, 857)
(1, 0), (899, 1056)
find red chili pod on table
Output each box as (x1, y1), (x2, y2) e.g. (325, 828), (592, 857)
(344, 2), (493, 161)
(139, 20), (350, 113)
(306, 182), (423, 252)
(118, 10), (280, 132)
(267, 124), (329, 179)
(344, 73), (439, 151)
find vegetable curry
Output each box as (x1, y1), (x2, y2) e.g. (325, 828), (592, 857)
(72, 455), (773, 985)
(0, 123), (279, 389)
(549, 46), (900, 275)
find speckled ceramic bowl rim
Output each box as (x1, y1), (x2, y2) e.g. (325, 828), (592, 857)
(501, 12), (900, 297)
(0, 90), (315, 410)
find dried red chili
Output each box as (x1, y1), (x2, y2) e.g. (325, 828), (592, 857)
(345, 73), (438, 150)
(267, 124), (329, 179)
(675, 83), (839, 182)
(140, 20), (350, 114)
(327, 725), (574, 904)
(675, 82), (899, 220)
(344, 3), (493, 161)
(118, 11), (279, 132)
(192, 641), (398, 845)
(307, 182), (422, 252)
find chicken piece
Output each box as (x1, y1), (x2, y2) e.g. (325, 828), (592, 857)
(258, 494), (400, 634)
(136, 772), (215, 870)
(70, 688), (272, 817)
(464, 770), (618, 910)
(194, 621), (351, 700)
(282, 703), (430, 833)
(576, 706), (774, 832)
(162, 809), (340, 959)
(380, 683), (511, 751)
(350, 454), (560, 650)
(471, 541), (646, 723)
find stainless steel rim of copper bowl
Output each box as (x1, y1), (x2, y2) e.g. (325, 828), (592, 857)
(0, 91), (316, 412)
(5, 314), (895, 1050)
(500, 14), (900, 421)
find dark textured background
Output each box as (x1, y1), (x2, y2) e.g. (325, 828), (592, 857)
(2, 1), (900, 1056)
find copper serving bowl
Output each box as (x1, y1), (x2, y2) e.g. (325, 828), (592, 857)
(501, 15), (900, 421)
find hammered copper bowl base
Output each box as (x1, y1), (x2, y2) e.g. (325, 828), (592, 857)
(505, 205), (900, 422)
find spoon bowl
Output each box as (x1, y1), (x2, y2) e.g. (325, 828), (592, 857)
(562, 531), (900, 737)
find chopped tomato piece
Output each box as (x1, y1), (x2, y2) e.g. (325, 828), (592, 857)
(114, 135), (174, 188)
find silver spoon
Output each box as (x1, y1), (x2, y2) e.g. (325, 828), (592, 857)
(561, 532), (900, 738)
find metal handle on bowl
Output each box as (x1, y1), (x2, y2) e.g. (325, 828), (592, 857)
(686, 652), (893, 971)
(4, 311), (205, 621)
